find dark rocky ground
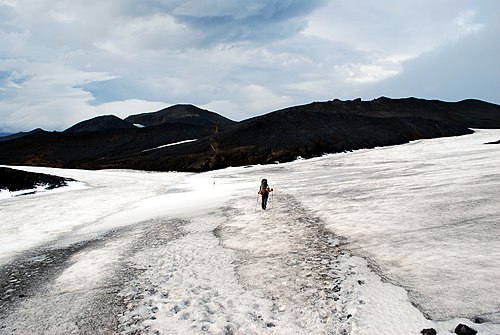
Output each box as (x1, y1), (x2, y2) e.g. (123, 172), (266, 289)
(0, 167), (74, 192)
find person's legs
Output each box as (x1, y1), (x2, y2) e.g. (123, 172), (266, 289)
(262, 193), (268, 209)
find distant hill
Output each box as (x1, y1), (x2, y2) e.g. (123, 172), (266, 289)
(125, 104), (235, 128)
(64, 115), (137, 133)
(0, 98), (498, 172)
(0, 104), (234, 169)
(320, 97), (500, 129)
(0, 128), (44, 142)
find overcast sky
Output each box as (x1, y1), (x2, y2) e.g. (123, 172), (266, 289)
(0, 0), (498, 132)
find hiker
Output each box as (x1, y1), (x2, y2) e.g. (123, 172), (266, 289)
(258, 178), (273, 210)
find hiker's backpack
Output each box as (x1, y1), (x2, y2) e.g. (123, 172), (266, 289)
(260, 179), (267, 189)
(261, 179), (268, 192)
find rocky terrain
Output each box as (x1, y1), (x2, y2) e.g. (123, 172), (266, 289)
(0, 97), (499, 172)
(0, 167), (74, 192)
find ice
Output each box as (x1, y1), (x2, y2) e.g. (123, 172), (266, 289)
(0, 129), (499, 334)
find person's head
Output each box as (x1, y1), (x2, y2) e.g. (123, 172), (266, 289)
(261, 178), (268, 187)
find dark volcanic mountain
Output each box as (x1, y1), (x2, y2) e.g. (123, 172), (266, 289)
(125, 104), (234, 128)
(64, 115), (136, 133)
(0, 98), (498, 172)
(0, 104), (234, 168)
(0, 128), (44, 142)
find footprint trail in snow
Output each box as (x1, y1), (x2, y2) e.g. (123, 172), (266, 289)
(118, 192), (365, 334)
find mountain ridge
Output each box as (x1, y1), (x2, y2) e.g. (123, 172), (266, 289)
(64, 115), (137, 133)
(0, 97), (499, 172)
(124, 104), (235, 128)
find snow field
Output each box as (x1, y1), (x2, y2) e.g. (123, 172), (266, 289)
(0, 169), (189, 265)
(217, 187), (439, 335)
(222, 193), (357, 334)
(272, 130), (500, 322)
(0, 230), (133, 334)
(0, 181), (87, 200)
(118, 213), (273, 335)
(1, 129), (499, 334)
(117, 192), (359, 334)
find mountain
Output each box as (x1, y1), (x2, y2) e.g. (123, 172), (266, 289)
(0, 128), (45, 142)
(64, 115), (136, 133)
(89, 97), (499, 171)
(322, 97), (500, 129)
(125, 104), (235, 128)
(0, 98), (498, 172)
(0, 104), (234, 169)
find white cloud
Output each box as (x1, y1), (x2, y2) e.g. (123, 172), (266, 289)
(0, 60), (118, 131)
(303, 1), (490, 85)
(201, 85), (293, 121)
(357, 16), (500, 103)
(0, 0), (498, 132)
(453, 10), (485, 38)
(94, 99), (169, 119)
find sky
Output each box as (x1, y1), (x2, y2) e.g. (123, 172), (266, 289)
(0, 0), (499, 132)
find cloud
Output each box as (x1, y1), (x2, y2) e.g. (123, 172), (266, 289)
(302, 1), (496, 87)
(0, 60), (119, 131)
(357, 16), (500, 103)
(0, 0), (498, 132)
(169, 0), (327, 46)
(93, 99), (169, 119)
(0, 58), (168, 131)
(202, 84), (294, 121)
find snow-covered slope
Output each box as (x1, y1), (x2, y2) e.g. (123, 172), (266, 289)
(0, 129), (498, 334)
